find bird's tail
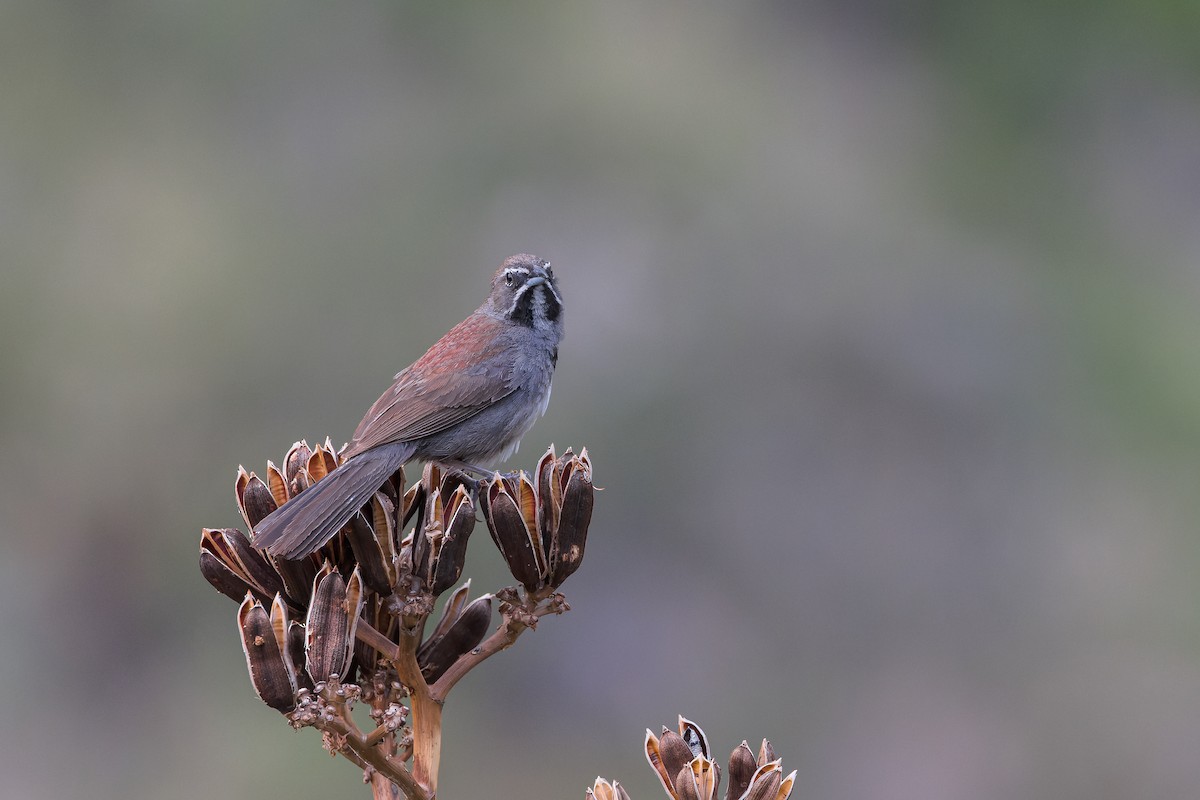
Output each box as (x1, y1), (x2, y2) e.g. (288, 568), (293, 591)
(251, 442), (413, 559)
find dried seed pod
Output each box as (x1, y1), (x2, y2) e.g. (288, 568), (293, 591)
(660, 730), (698, 785)
(675, 756), (719, 800)
(400, 479), (421, 531)
(725, 742), (757, 800)
(756, 740), (776, 767)
(417, 594), (492, 682)
(306, 442), (338, 483)
(266, 549), (317, 608)
(587, 777), (632, 800)
(549, 448), (593, 587)
(535, 445), (560, 548)
(738, 760), (793, 800)
(429, 484), (475, 595)
(424, 580), (473, 646)
(346, 501), (391, 595)
(304, 565), (364, 683)
(648, 727), (703, 800)
(289, 466), (312, 496)
(283, 441), (312, 488)
(236, 468), (278, 530)
(200, 549), (255, 604)
(200, 528), (285, 601)
(480, 472), (543, 592)
(238, 593), (297, 712)
(372, 486), (401, 566)
(265, 460), (289, 508)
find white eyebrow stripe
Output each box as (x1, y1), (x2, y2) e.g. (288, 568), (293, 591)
(505, 266), (532, 275)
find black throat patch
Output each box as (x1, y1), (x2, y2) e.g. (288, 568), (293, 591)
(510, 284), (561, 327)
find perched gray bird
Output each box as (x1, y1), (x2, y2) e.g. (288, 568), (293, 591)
(252, 254), (563, 559)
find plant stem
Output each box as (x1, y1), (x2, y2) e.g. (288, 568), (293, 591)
(356, 619), (402, 661)
(322, 713), (428, 800)
(408, 690), (443, 792)
(428, 590), (565, 702)
(395, 604), (441, 796)
(370, 772), (401, 800)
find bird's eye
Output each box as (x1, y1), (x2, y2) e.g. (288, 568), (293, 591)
(504, 273), (514, 287)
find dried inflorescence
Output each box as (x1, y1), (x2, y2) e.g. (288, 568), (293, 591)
(592, 717), (795, 800)
(199, 439), (594, 800)
(588, 777), (633, 800)
(479, 446), (593, 594)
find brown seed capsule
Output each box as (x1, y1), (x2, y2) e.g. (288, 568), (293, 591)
(303, 565), (364, 683)
(660, 730), (699, 787)
(424, 580), (473, 646)
(283, 441), (312, 488)
(549, 450), (593, 588)
(480, 473), (543, 592)
(741, 761), (792, 800)
(417, 594), (492, 682)
(200, 549), (254, 604)
(305, 443), (338, 483)
(400, 478), (421, 531)
(430, 484), (475, 595)
(266, 550), (316, 608)
(265, 460), (289, 508)
(346, 501), (391, 595)
(236, 469), (278, 530)
(725, 742), (757, 800)
(238, 593), (297, 712)
(675, 756), (719, 800)
(648, 727), (704, 800)
(587, 778), (632, 800)
(200, 528), (285, 601)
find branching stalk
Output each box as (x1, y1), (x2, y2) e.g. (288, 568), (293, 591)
(320, 706), (428, 800)
(430, 589), (567, 702)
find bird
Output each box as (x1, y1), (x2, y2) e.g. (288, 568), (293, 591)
(251, 254), (563, 559)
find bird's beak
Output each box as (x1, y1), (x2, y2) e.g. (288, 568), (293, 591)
(525, 276), (547, 287)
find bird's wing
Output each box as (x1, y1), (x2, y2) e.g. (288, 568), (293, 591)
(342, 314), (517, 457)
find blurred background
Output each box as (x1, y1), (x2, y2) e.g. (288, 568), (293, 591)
(3, 1), (1199, 798)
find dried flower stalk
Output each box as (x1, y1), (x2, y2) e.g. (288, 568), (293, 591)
(201, 441), (594, 799)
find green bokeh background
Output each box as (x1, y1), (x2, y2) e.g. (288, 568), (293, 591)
(3, 2), (1199, 798)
